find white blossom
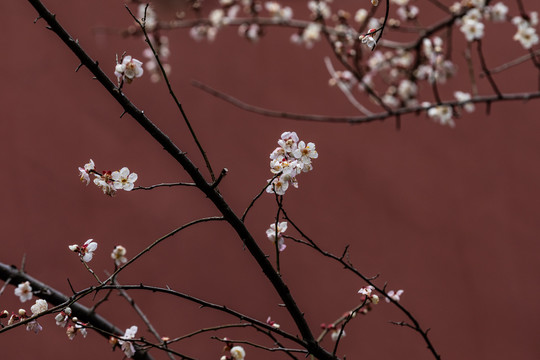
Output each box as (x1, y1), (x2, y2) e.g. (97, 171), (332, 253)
(14, 281), (33, 303)
(427, 105), (455, 127)
(454, 91), (475, 112)
(111, 167), (138, 191)
(115, 56), (144, 84)
(266, 221), (288, 252)
(120, 326), (138, 358)
(30, 299), (48, 316)
(460, 18), (484, 42)
(111, 245), (128, 266)
(230, 346), (246, 360)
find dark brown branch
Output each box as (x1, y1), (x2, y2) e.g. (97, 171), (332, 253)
(193, 80), (540, 124)
(0, 262), (154, 360)
(26, 2), (334, 358)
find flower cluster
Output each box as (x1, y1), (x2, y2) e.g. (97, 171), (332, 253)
(78, 160), (138, 196)
(2, 299), (48, 334)
(115, 54), (144, 85)
(267, 131), (318, 196)
(266, 221), (287, 252)
(69, 239), (98, 263)
(512, 12), (539, 49)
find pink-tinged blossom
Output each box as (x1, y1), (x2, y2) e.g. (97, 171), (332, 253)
(230, 346), (246, 360)
(93, 170), (117, 196)
(358, 285), (379, 304)
(120, 325), (138, 358)
(14, 281), (33, 303)
(66, 323), (87, 340)
(111, 245), (128, 266)
(55, 307), (72, 328)
(69, 239), (98, 262)
(277, 131), (299, 152)
(111, 167), (138, 191)
(266, 316), (280, 328)
(266, 221), (288, 252)
(385, 289), (404, 303)
(26, 320), (43, 334)
(361, 34), (376, 50)
(115, 55), (144, 84)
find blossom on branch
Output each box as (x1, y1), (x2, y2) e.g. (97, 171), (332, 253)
(385, 289), (404, 303)
(78, 159), (95, 185)
(115, 55), (144, 84)
(266, 221), (288, 252)
(111, 167), (138, 191)
(111, 245), (128, 266)
(358, 285), (380, 304)
(266, 131), (317, 195)
(30, 299), (48, 315)
(69, 239), (98, 262)
(14, 281), (33, 303)
(119, 325), (138, 358)
(230, 346), (246, 360)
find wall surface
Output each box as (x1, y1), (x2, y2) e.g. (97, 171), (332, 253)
(2, 1), (540, 359)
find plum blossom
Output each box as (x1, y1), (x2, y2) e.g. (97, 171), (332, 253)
(66, 322), (88, 340)
(230, 346), (246, 360)
(111, 245), (128, 266)
(55, 307), (72, 328)
(267, 132), (317, 195)
(512, 15), (539, 49)
(119, 325), (138, 358)
(361, 34), (376, 50)
(115, 55), (144, 84)
(330, 328), (346, 341)
(427, 105), (455, 127)
(266, 316), (280, 328)
(301, 23), (322, 48)
(460, 18), (484, 42)
(486, 2), (508, 22)
(358, 285), (379, 304)
(455, 91), (475, 113)
(14, 281), (33, 303)
(266, 221), (288, 252)
(78, 159), (95, 185)
(111, 167), (138, 191)
(385, 289), (404, 303)
(354, 9), (368, 23)
(26, 320), (43, 334)
(69, 239), (98, 262)
(265, 2), (292, 21)
(30, 299), (48, 315)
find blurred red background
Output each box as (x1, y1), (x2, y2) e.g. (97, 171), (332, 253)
(2, 0), (540, 359)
